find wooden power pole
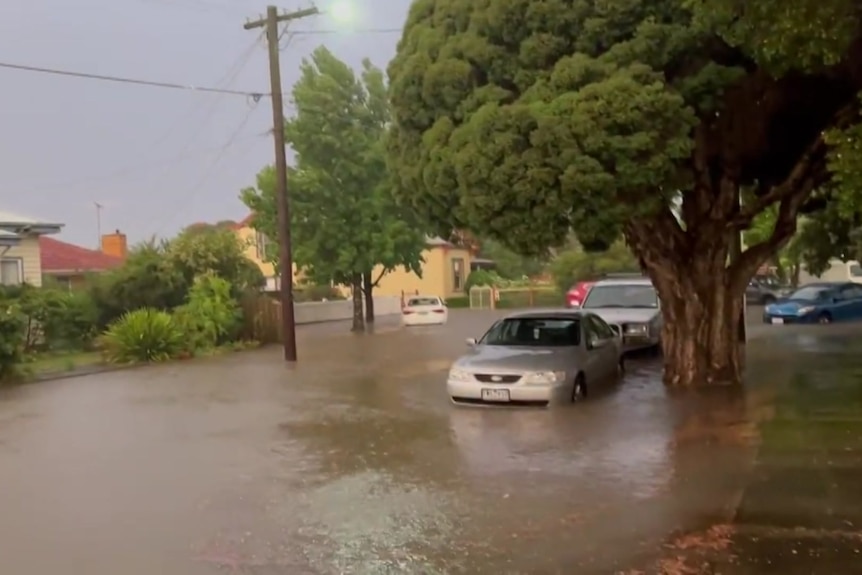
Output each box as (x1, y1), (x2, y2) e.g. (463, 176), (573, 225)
(244, 5), (318, 362)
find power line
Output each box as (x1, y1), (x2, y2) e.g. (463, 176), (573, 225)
(0, 61), (266, 98)
(22, 133), (266, 194)
(154, 99), (263, 234)
(291, 27), (402, 35)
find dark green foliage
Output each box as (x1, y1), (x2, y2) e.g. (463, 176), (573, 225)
(87, 242), (187, 327)
(88, 230), (262, 328)
(100, 308), (184, 363)
(478, 238), (546, 279)
(549, 241), (640, 292)
(14, 286), (99, 351)
(387, 0), (861, 261)
(444, 295), (470, 308)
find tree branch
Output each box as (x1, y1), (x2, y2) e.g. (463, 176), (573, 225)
(372, 267), (388, 287)
(730, 173), (818, 290)
(731, 103), (858, 230)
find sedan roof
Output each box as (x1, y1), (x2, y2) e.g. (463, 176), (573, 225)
(503, 309), (587, 320)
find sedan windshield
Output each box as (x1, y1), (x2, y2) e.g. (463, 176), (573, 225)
(407, 297), (440, 306)
(582, 285), (657, 308)
(480, 318), (580, 347)
(788, 286), (832, 301)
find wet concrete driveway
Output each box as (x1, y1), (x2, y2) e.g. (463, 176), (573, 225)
(0, 311), (772, 574)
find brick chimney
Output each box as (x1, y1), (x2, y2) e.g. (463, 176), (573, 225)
(101, 229), (128, 259)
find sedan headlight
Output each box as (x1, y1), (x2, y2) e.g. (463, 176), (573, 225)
(624, 323), (648, 335)
(797, 306), (815, 315)
(522, 371), (566, 385)
(448, 368), (472, 382)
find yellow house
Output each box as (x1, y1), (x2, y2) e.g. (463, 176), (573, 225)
(232, 216), (472, 298)
(1, 210), (63, 287)
(373, 237), (473, 300)
(231, 215), (305, 290)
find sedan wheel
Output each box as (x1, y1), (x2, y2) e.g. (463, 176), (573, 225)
(572, 375), (587, 403)
(818, 313), (832, 324)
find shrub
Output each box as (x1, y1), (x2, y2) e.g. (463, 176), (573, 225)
(0, 303), (25, 381)
(87, 242), (189, 328)
(100, 308), (184, 363)
(549, 241), (640, 292)
(173, 273), (242, 352)
(16, 286), (99, 351)
(465, 269), (500, 293)
(445, 295), (470, 308)
(294, 283), (345, 302)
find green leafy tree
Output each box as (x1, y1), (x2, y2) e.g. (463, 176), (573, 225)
(166, 226), (264, 294)
(387, 0), (862, 387)
(478, 238), (546, 279)
(241, 47), (426, 331)
(549, 241), (641, 293)
(88, 242), (187, 327)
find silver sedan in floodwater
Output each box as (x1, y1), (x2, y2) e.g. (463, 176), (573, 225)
(447, 310), (624, 407)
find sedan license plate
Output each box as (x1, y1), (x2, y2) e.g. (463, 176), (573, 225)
(481, 388), (510, 402)
(771, 318), (784, 325)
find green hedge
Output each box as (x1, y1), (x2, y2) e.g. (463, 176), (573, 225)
(496, 290), (563, 309)
(445, 295), (470, 308)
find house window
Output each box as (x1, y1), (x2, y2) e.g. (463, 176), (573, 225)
(0, 258), (23, 286)
(452, 257), (465, 292)
(254, 231), (270, 261)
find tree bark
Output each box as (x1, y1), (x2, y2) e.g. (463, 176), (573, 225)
(656, 272), (745, 388)
(350, 274), (364, 332)
(362, 272), (375, 323)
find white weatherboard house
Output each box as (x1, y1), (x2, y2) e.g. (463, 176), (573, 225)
(0, 210), (63, 287)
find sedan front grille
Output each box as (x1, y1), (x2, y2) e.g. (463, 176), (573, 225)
(474, 374), (521, 384)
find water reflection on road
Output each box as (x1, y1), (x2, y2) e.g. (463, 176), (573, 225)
(0, 310), (820, 574)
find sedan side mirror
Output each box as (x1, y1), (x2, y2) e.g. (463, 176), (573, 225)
(466, 337), (477, 345)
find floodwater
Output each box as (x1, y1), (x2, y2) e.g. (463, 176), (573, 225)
(0, 309), (826, 574)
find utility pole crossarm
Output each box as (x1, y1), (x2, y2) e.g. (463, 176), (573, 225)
(244, 6), (319, 29)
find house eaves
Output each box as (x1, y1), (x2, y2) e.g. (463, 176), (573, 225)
(0, 210), (63, 235)
(0, 229), (20, 247)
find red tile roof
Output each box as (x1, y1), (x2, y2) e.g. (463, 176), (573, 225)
(39, 236), (124, 273)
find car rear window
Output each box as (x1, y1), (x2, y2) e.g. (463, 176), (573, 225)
(407, 297), (440, 306)
(481, 317), (580, 347)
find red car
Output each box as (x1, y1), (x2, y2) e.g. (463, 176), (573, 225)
(566, 281), (593, 308)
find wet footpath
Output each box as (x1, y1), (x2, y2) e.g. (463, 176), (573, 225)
(633, 327), (862, 574)
(0, 311), (859, 574)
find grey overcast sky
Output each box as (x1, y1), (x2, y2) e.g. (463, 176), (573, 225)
(1, 0), (411, 248)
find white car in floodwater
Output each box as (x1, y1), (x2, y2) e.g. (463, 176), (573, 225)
(446, 309), (623, 407)
(401, 295), (448, 326)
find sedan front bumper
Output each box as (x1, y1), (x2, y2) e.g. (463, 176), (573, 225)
(762, 313), (817, 325)
(447, 379), (571, 407)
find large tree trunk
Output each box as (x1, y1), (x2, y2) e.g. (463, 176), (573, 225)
(626, 177), (798, 388)
(362, 272), (375, 323)
(657, 273), (746, 387)
(350, 274), (364, 332)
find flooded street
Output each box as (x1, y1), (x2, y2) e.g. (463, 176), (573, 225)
(0, 310), (809, 574)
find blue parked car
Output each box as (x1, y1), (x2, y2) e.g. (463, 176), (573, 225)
(763, 282), (862, 324)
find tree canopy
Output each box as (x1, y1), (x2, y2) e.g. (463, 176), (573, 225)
(387, 0), (862, 386)
(241, 46), (426, 329)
